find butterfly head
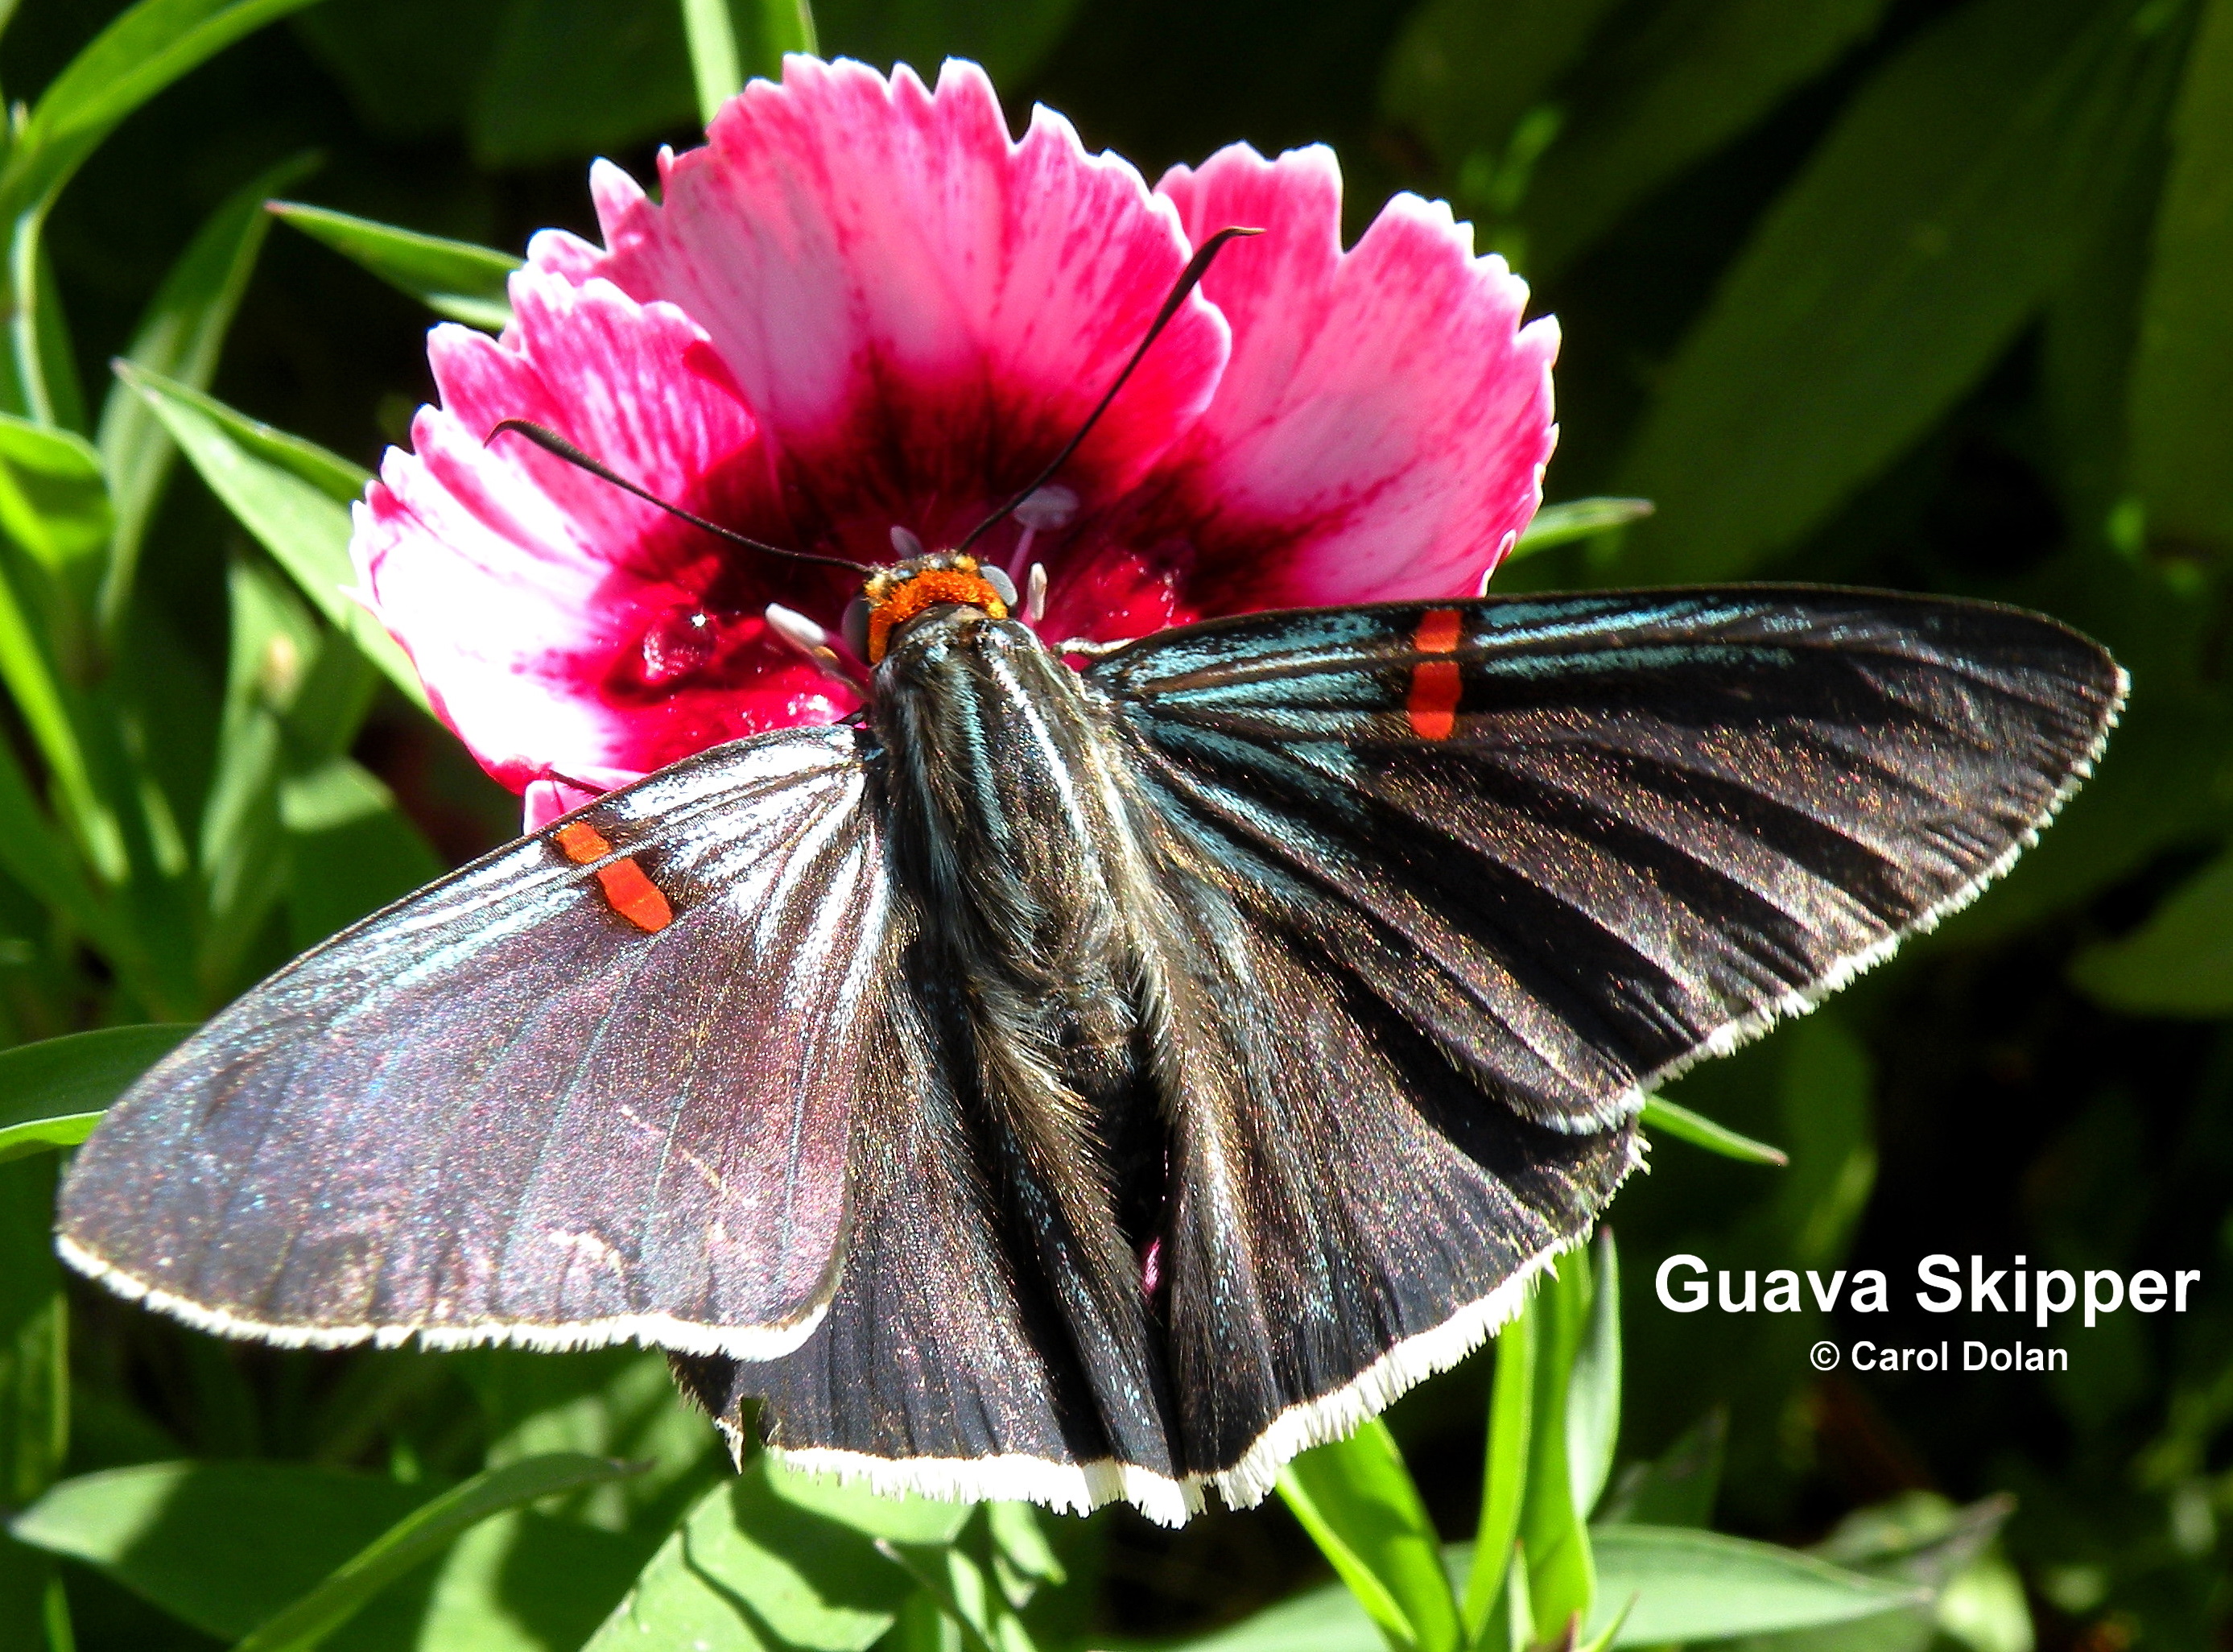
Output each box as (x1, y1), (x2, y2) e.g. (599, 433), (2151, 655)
(847, 551), (1017, 665)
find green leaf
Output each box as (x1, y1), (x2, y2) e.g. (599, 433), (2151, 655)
(2129, 0), (2233, 551)
(1594, 1409), (1725, 1530)
(114, 362), (368, 502)
(1521, 1250), (1595, 1642)
(98, 152), (319, 632)
(0, 1535), (55, 1652)
(1585, 1527), (1926, 1646)
(0, 0), (328, 218)
(0, 1158), (67, 1508)
(1615, 0), (2186, 581)
(0, 726), (134, 975)
(399, 1505), (654, 1652)
(114, 365), (427, 712)
(0, 418), (110, 596)
(1511, 499), (1654, 559)
(2070, 844), (2233, 1014)
(985, 1501), (1065, 1609)
(680, 0), (818, 121)
(282, 758), (444, 949)
(1152, 1576), (1383, 1652)
(196, 557), (323, 993)
(10, 1460), (431, 1638)
(1762, 1017), (1877, 1271)
(1463, 1299), (1534, 1651)
(1735, 1494), (2016, 1652)
(269, 202), (519, 332)
(1278, 1416), (1460, 1652)
(0, 541), (117, 880)
(0, 1024), (192, 1163)
(876, 1538), (1038, 1652)
(233, 1452), (639, 1652)
(1640, 1097), (1789, 1166)
(1522, 0), (1894, 278)
(461, 1345), (716, 1531)
(1566, 1229), (1621, 1522)
(585, 1459), (971, 1651)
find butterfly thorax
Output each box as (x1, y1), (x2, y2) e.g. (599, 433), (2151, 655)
(872, 605), (1147, 1113)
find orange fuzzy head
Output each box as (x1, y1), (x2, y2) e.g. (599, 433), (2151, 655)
(861, 553), (1009, 664)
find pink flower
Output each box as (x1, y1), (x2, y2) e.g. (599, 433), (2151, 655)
(353, 58), (1558, 831)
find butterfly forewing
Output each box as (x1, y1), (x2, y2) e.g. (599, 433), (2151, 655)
(59, 725), (886, 1359)
(1092, 589), (2125, 1127)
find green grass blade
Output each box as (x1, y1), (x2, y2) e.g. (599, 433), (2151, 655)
(679, 0), (819, 119)
(680, 0), (747, 122)
(1614, 0), (2184, 581)
(1521, 1251), (1594, 1642)
(0, 552), (119, 880)
(231, 1453), (638, 1652)
(0, 0), (327, 218)
(267, 202), (518, 332)
(876, 1538), (1038, 1652)
(0, 1025), (192, 1163)
(1638, 1096), (1789, 1166)
(2129, 0), (2233, 552)
(1463, 1298), (1534, 1650)
(1280, 1416), (1459, 1652)
(1565, 1229), (1621, 1522)
(114, 366), (427, 713)
(1586, 1526), (1925, 1645)
(1510, 498), (1653, 558)
(98, 152), (318, 632)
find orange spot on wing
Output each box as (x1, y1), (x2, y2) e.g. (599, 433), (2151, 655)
(551, 819), (672, 931)
(554, 821), (612, 862)
(1406, 607), (1465, 740)
(594, 859), (674, 932)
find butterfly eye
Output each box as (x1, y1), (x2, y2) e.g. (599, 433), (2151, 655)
(980, 564), (1018, 607)
(841, 597), (871, 661)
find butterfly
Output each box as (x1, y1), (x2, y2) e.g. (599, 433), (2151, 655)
(53, 236), (2125, 1526)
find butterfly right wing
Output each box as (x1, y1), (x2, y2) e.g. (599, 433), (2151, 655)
(59, 725), (889, 1361)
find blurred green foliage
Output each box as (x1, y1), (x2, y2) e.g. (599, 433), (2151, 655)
(0, 0), (2226, 1648)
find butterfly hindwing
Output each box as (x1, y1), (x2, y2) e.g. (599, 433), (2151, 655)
(1092, 588), (2125, 1127)
(59, 725), (888, 1359)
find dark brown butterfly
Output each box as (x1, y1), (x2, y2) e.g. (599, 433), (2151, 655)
(54, 235), (2124, 1525)
(56, 566), (2121, 1522)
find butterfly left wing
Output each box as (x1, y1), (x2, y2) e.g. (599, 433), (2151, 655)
(1086, 587), (2120, 1499)
(59, 725), (887, 1360)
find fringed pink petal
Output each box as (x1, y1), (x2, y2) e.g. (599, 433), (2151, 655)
(1145, 143), (1558, 610)
(353, 271), (856, 795)
(584, 58), (1231, 554)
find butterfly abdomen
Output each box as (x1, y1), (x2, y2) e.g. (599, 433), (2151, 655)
(869, 604), (1180, 1461)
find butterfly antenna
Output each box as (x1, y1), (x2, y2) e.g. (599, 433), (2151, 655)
(953, 225), (1261, 556)
(486, 419), (873, 576)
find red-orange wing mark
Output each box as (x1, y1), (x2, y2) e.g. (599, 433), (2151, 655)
(1406, 606), (1465, 741)
(552, 819), (674, 933)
